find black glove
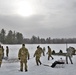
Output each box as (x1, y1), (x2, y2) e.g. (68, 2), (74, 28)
(18, 58), (20, 60)
(33, 55), (35, 57)
(28, 57), (29, 60)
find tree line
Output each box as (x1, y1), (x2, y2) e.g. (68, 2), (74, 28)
(24, 36), (76, 44)
(0, 29), (76, 44)
(0, 29), (23, 44)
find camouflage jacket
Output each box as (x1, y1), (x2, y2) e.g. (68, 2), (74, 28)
(48, 48), (52, 56)
(34, 49), (42, 58)
(0, 48), (3, 60)
(18, 47), (30, 61)
(66, 47), (74, 57)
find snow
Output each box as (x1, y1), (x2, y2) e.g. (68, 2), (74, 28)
(0, 44), (76, 75)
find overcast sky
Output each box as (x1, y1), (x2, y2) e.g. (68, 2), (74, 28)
(0, 0), (76, 38)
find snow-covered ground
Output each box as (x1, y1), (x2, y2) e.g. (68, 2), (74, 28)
(0, 44), (76, 75)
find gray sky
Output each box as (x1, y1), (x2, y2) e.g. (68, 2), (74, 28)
(0, 0), (76, 38)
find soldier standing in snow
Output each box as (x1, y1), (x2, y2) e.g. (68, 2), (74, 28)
(0, 45), (3, 67)
(42, 47), (45, 56)
(6, 46), (9, 57)
(18, 44), (30, 72)
(34, 46), (42, 66)
(66, 47), (73, 64)
(47, 46), (54, 60)
(2, 46), (4, 59)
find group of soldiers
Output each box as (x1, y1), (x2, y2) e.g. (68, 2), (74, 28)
(0, 44), (9, 67)
(18, 44), (75, 72)
(0, 44), (75, 72)
(18, 44), (54, 72)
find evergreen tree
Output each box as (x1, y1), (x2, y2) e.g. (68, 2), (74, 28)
(6, 30), (13, 44)
(12, 31), (16, 44)
(0, 29), (6, 43)
(16, 32), (23, 44)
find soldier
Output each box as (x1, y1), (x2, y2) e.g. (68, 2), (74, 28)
(42, 47), (45, 56)
(18, 44), (30, 72)
(0, 45), (3, 67)
(6, 46), (9, 57)
(34, 46), (42, 66)
(2, 46), (4, 59)
(66, 47), (73, 64)
(51, 58), (65, 68)
(47, 46), (54, 60)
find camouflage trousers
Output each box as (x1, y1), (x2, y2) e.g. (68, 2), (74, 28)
(48, 55), (54, 60)
(0, 61), (2, 67)
(6, 53), (8, 57)
(0, 57), (2, 67)
(35, 57), (42, 66)
(66, 55), (73, 64)
(20, 60), (28, 71)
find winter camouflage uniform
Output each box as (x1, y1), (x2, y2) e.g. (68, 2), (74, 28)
(47, 46), (54, 60)
(39, 46), (43, 56)
(34, 46), (42, 66)
(18, 44), (30, 72)
(0, 45), (3, 67)
(66, 47), (73, 64)
(6, 46), (9, 57)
